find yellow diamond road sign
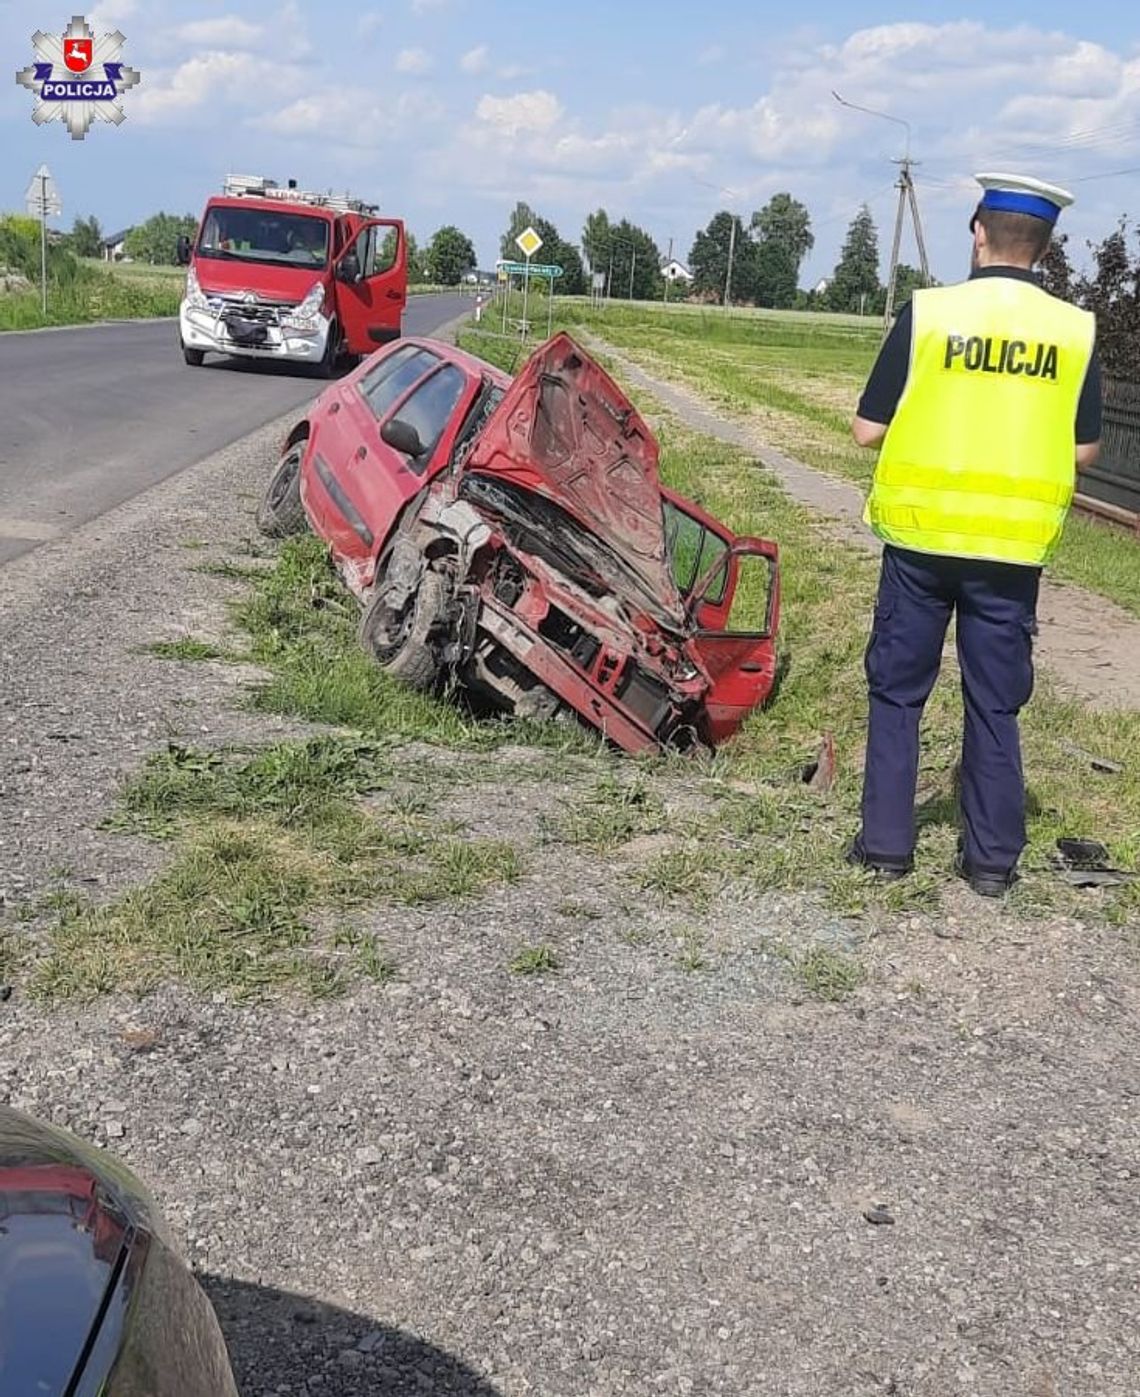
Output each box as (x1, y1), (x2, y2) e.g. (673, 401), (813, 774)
(515, 226), (543, 259)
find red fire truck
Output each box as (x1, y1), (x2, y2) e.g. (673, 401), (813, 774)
(177, 174), (408, 374)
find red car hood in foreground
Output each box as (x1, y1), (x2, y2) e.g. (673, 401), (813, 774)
(464, 333), (685, 624)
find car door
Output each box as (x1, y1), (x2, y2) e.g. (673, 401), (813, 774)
(351, 360), (476, 588)
(304, 344), (441, 577)
(662, 496), (780, 742)
(332, 220), (408, 355)
(689, 539), (781, 743)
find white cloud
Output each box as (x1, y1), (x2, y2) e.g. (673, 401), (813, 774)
(88, 0), (137, 29)
(411, 0), (449, 10)
(395, 46), (433, 75)
(698, 45), (726, 67)
(358, 11), (383, 38)
(475, 89), (563, 138)
(460, 45), (490, 75)
(176, 17), (263, 48)
(132, 51), (297, 122)
(257, 88), (445, 148)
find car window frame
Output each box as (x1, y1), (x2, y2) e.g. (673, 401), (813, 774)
(383, 362), (471, 475)
(663, 498), (730, 605)
(357, 345), (441, 422)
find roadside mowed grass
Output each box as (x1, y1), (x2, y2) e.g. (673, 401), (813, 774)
(544, 304), (1140, 621)
(32, 735), (521, 1002)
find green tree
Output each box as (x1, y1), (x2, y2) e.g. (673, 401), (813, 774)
(124, 212), (197, 265)
(1039, 232), (1076, 302)
(425, 225), (476, 285)
(751, 193), (814, 278)
(752, 237), (798, 309)
(1077, 220), (1140, 380)
(581, 208), (612, 276)
(827, 205), (881, 313)
(689, 211), (748, 303)
(66, 213), (103, 259)
(604, 219), (661, 300)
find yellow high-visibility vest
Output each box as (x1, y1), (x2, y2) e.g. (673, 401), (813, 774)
(865, 277), (1096, 565)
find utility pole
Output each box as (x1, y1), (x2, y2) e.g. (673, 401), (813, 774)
(663, 236), (672, 305)
(831, 92), (931, 336)
(882, 156), (930, 333)
(724, 215), (737, 308)
(629, 246), (636, 301)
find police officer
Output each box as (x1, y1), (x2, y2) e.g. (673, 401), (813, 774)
(847, 173), (1102, 897)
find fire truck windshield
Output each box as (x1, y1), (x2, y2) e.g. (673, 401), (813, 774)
(197, 207), (331, 268)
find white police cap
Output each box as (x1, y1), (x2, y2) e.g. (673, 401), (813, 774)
(971, 172), (1074, 229)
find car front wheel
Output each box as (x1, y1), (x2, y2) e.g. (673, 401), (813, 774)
(183, 344), (206, 366)
(359, 567), (447, 692)
(256, 442), (308, 538)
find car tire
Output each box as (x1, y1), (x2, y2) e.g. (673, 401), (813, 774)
(316, 322), (342, 379)
(183, 344), (206, 366)
(256, 442), (308, 538)
(360, 566), (447, 692)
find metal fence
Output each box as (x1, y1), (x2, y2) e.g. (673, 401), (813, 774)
(1078, 377), (1140, 516)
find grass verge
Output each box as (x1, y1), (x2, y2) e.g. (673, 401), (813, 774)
(33, 736), (521, 1002)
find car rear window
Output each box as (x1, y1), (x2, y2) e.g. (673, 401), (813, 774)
(360, 346), (440, 420)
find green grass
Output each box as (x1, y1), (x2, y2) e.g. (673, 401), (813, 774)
(540, 773), (667, 852)
(143, 638), (229, 662)
(0, 263), (181, 330)
(526, 303), (1140, 621)
(787, 945), (865, 1002)
(510, 944), (560, 975)
(33, 735), (522, 1002)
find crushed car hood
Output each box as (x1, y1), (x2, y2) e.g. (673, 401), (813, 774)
(464, 333), (685, 624)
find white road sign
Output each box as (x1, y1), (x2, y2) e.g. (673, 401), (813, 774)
(25, 165), (61, 216)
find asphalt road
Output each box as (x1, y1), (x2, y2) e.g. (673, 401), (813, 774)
(0, 294), (469, 567)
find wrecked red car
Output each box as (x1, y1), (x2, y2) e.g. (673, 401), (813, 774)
(258, 332), (780, 754)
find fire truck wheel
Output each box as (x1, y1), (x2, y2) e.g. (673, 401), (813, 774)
(256, 442), (308, 538)
(360, 568), (447, 692)
(316, 322), (343, 379)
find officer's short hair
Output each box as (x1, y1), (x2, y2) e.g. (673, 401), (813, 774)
(975, 207), (1053, 264)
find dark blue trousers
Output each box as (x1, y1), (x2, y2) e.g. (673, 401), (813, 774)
(858, 545), (1041, 875)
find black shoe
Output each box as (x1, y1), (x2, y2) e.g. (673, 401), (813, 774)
(954, 854), (1017, 898)
(845, 841), (911, 883)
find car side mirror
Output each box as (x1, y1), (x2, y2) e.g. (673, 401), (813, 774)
(176, 234), (192, 266)
(337, 253), (361, 284)
(381, 418), (424, 459)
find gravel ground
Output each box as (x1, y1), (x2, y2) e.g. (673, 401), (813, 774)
(1, 392), (1139, 1396)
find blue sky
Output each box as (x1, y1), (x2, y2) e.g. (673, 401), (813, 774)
(4, 0), (1139, 286)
